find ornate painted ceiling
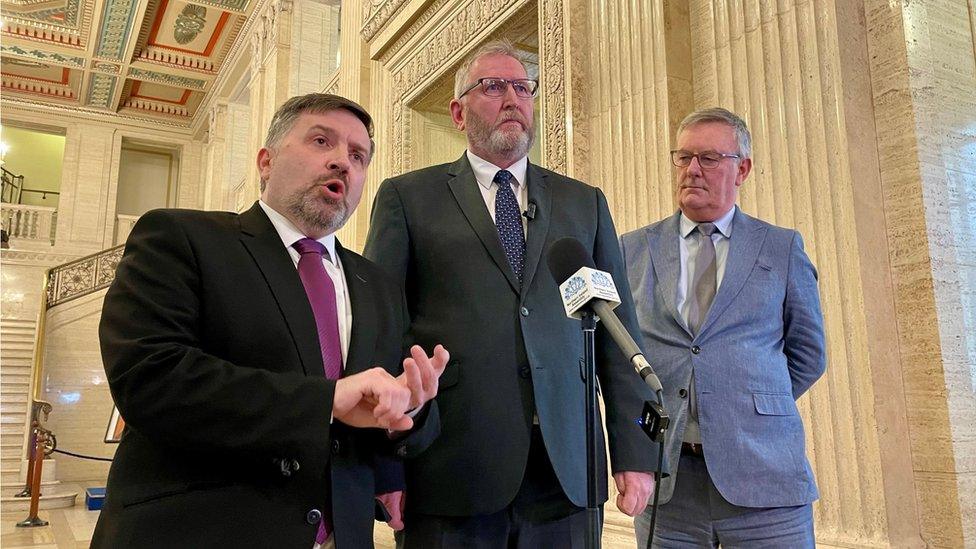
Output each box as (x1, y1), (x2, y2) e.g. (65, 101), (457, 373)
(1, 0), (258, 127)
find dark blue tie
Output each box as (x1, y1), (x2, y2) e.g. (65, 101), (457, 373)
(493, 169), (525, 284)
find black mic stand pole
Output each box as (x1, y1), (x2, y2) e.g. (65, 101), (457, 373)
(581, 310), (601, 549)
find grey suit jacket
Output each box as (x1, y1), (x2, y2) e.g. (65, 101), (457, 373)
(364, 154), (660, 516)
(620, 207), (826, 508)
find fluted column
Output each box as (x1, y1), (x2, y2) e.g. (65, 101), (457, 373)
(690, 2), (893, 546)
(572, 0), (689, 233)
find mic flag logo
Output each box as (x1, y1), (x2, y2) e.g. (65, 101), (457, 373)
(559, 266), (622, 319)
(563, 275), (587, 302)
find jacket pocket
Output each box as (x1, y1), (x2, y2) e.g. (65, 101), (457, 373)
(439, 360), (461, 389)
(753, 392), (797, 416)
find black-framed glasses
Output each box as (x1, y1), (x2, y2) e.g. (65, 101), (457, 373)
(670, 150), (740, 169)
(458, 78), (540, 99)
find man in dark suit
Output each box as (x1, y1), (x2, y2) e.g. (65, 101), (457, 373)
(94, 94), (449, 548)
(621, 108), (826, 547)
(364, 41), (659, 547)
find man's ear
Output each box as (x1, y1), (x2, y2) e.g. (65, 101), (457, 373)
(450, 99), (465, 131)
(257, 147), (273, 180)
(735, 157), (752, 186)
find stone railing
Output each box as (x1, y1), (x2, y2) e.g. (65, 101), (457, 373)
(115, 214), (140, 245)
(1, 204), (57, 244)
(47, 244), (124, 307)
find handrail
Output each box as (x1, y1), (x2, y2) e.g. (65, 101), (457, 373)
(46, 244), (125, 308)
(19, 189), (60, 201)
(1, 168), (25, 204)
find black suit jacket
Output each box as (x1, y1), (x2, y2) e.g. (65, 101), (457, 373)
(363, 154), (659, 516)
(92, 203), (438, 548)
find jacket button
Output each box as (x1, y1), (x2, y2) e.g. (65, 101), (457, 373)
(332, 440), (341, 455)
(396, 446), (407, 458)
(519, 366), (531, 379)
(678, 388), (688, 398)
(691, 345), (701, 354)
(306, 509), (322, 525)
(520, 307), (529, 317)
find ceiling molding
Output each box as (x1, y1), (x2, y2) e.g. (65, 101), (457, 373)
(2, 0), (261, 128)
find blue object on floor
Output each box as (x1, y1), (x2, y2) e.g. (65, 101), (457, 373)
(85, 487), (106, 510)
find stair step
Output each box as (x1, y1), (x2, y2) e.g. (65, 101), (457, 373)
(0, 376), (29, 390)
(0, 489), (77, 511)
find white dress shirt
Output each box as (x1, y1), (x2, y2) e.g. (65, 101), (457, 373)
(258, 200), (352, 367)
(466, 150), (529, 228)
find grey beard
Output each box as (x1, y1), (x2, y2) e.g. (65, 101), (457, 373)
(286, 190), (349, 236)
(469, 113), (534, 159)
(487, 127), (533, 158)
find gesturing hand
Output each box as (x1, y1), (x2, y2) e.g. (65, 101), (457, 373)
(333, 367), (414, 431)
(400, 344), (450, 410)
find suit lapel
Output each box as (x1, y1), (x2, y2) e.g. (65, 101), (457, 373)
(520, 163), (551, 296)
(698, 207), (766, 335)
(647, 212), (689, 335)
(239, 202), (322, 377)
(446, 154), (521, 294)
(337, 243), (376, 376)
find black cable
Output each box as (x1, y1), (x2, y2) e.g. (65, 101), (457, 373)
(645, 389), (666, 549)
(52, 448), (113, 462)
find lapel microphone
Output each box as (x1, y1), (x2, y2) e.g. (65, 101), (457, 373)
(523, 201), (537, 220)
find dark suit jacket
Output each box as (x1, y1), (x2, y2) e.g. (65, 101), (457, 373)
(363, 154), (659, 516)
(92, 203), (438, 548)
(620, 208), (826, 507)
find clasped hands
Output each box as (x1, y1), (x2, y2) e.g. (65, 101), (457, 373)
(332, 344), (449, 431)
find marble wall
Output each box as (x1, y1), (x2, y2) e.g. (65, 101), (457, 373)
(2, 0), (971, 546)
(310, 0), (973, 546)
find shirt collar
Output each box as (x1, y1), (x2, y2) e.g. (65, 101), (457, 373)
(679, 205), (736, 239)
(466, 150), (529, 191)
(258, 200), (338, 264)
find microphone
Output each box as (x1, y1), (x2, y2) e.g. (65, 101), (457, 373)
(523, 201), (537, 220)
(547, 237), (664, 393)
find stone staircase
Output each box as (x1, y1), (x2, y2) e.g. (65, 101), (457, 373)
(0, 318), (77, 510)
(1, 318), (34, 488)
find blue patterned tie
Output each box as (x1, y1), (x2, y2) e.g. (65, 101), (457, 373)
(494, 169), (525, 283)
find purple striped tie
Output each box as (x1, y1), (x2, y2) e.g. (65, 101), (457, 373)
(292, 237), (341, 543)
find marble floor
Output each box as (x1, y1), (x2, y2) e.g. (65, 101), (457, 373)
(1, 483), (100, 549)
(0, 482), (397, 548)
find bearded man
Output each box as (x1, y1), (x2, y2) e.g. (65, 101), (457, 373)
(94, 94), (449, 548)
(364, 41), (661, 548)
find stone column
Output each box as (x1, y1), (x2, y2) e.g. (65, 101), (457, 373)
(288, 0), (341, 96)
(864, 0), (976, 546)
(55, 124), (119, 254)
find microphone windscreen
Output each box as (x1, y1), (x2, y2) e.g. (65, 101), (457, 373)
(547, 237), (596, 283)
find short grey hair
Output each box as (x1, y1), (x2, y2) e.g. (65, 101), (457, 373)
(454, 39), (527, 99)
(677, 107), (752, 159)
(261, 93), (375, 191)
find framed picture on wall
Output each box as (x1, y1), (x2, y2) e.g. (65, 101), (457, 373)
(104, 406), (125, 443)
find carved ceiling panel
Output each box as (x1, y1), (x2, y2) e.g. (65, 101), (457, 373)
(1, 0), (257, 127)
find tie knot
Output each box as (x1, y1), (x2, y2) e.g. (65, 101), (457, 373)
(697, 223), (717, 237)
(293, 237), (328, 259)
(494, 170), (516, 187)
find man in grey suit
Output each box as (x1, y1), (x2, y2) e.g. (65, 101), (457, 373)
(621, 108), (826, 547)
(364, 40), (660, 547)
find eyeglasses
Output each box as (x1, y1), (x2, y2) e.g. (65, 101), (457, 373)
(670, 150), (740, 169)
(458, 78), (540, 99)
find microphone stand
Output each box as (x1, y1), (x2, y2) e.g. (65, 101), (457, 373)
(581, 310), (601, 549)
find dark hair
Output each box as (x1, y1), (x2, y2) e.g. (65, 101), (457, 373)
(261, 94), (375, 191)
